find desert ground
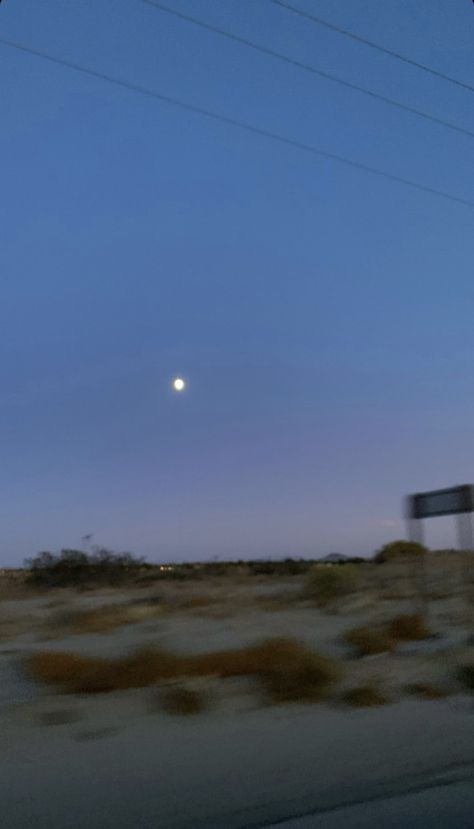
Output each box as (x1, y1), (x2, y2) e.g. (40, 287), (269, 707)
(1, 554), (474, 828)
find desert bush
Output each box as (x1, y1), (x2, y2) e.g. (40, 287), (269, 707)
(25, 548), (144, 589)
(159, 684), (209, 716)
(405, 683), (450, 699)
(28, 638), (341, 701)
(178, 595), (218, 611)
(28, 648), (183, 693)
(343, 626), (395, 656)
(341, 685), (389, 707)
(307, 565), (360, 606)
(52, 598), (166, 636)
(374, 540), (426, 565)
(457, 664), (474, 691)
(259, 657), (339, 703)
(388, 613), (431, 641)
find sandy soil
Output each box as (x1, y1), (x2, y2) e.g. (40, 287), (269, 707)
(0, 563), (473, 828)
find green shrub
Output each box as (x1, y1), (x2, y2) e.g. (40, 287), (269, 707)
(307, 565), (359, 606)
(374, 540), (426, 565)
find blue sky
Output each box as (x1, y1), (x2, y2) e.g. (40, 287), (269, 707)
(1, 0), (473, 564)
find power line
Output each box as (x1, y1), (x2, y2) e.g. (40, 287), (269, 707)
(269, 0), (474, 94)
(0, 36), (473, 209)
(139, 0), (474, 141)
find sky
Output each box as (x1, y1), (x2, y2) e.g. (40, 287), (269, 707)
(1, 0), (473, 565)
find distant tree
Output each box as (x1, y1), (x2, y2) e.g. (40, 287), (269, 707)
(25, 547), (144, 588)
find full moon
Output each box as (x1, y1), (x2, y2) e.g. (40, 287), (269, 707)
(172, 377), (186, 392)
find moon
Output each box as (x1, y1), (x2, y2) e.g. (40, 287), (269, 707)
(172, 377), (186, 392)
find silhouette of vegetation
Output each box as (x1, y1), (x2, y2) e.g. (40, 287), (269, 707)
(25, 548), (144, 588)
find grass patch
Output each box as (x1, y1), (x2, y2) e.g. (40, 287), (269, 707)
(343, 626), (395, 656)
(341, 685), (389, 707)
(388, 614), (431, 641)
(28, 637), (341, 702)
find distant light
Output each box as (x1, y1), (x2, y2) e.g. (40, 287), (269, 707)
(172, 377), (186, 392)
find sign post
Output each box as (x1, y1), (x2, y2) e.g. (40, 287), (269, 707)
(406, 484), (474, 613)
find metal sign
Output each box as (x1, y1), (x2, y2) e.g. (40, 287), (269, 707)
(409, 485), (474, 520)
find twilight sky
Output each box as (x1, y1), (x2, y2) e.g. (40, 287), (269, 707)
(1, 0), (473, 565)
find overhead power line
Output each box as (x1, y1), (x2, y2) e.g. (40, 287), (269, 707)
(0, 36), (473, 209)
(269, 0), (474, 94)
(139, 0), (474, 141)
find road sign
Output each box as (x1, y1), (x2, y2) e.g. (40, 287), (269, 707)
(409, 485), (474, 520)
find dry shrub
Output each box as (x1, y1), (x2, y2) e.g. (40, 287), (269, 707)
(343, 626), (395, 656)
(66, 608), (129, 635)
(306, 565), (360, 607)
(28, 648), (183, 693)
(457, 664), (474, 691)
(341, 685), (389, 707)
(388, 614), (431, 641)
(52, 599), (165, 636)
(160, 684), (209, 716)
(28, 638), (341, 702)
(199, 639), (341, 703)
(259, 658), (339, 703)
(178, 595), (218, 611)
(39, 708), (82, 726)
(29, 651), (109, 691)
(405, 683), (450, 699)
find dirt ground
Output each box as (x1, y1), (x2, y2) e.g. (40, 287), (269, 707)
(0, 556), (473, 828)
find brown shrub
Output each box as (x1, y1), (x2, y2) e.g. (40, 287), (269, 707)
(388, 614), (431, 641)
(66, 608), (129, 635)
(405, 683), (450, 699)
(28, 638), (341, 702)
(341, 685), (390, 707)
(51, 599), (165, 636)
(259, 658), (340, 703)
(160, 685), (209, 716)
(178, 595), (218, 611)
(343, 626), (395, 656)
(457, 664), (474, 691)
(28, 648), (184, 694)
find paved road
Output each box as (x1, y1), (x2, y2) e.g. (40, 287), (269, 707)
(268, 780), (474, 828)
(1, 688), (474, 829)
